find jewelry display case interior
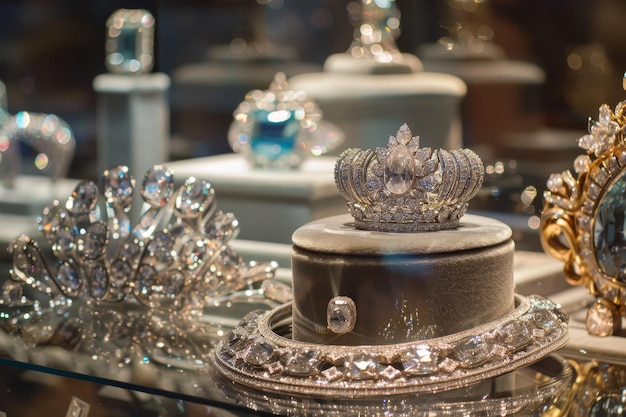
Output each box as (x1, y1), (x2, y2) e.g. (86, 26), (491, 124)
(1, 0), (626, 416)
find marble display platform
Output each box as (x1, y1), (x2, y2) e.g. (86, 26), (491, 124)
(165, 154), (344, 244)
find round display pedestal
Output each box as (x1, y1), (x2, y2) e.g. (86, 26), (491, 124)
(291, 213), (515, 345)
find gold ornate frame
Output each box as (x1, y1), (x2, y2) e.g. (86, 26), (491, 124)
(541, 99), (626, 336)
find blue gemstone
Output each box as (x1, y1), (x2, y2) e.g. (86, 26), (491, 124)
(118, 28), (139, 61)
(594, 169), (626, 283)
(250, 110), (299, 159)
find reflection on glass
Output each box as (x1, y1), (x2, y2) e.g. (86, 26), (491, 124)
(590, 394), (626, 417)
(65, 397), (90, 417)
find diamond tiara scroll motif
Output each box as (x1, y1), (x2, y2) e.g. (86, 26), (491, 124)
(335, 124), (484, 232)
(0, 165), (286, 367)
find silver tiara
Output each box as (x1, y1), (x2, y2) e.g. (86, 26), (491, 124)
(0, 165), (289, 368)
(334, 124), (484, 232)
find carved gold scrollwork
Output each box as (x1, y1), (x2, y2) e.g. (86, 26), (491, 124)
(540, 209), (584, 286)
(541, 98), (626, 336)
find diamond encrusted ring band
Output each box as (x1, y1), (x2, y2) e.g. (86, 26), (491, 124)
(210, 294), (568, 398)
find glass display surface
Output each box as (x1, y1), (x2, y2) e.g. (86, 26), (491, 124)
(0, 327), (574, 417)
(0, 332), (268, 416)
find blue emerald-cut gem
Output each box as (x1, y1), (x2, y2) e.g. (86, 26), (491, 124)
(250, 109), (299, 159)
(106, 9), (154, 74)
(118, 28), (139, 62)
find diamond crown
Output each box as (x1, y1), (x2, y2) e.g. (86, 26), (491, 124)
(334, 124), (484, 232)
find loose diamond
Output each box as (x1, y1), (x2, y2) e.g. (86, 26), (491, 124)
(327, 296), (357, 334)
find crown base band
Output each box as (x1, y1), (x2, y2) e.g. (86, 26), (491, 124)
(354, 217), (461, 232)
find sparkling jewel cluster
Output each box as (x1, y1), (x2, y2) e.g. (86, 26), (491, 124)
(105, 9), (155, 74)
(335, 124), (484, 232)
(346, 0), (404, 65)
(0, 165), (283, 366)
(228, 73), (343, 169)
(541, 100), (626, 336)
(0, 111), (75, 187)
(211, 295), (569, 397)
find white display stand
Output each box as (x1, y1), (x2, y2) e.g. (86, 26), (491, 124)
(93, 73), (170, 182)
(288, 54), (467, 152)
(165, 154), (344, 244)
(170, 55), (321, 157)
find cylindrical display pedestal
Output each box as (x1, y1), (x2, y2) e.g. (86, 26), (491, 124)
(291, 213), (515, 345)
